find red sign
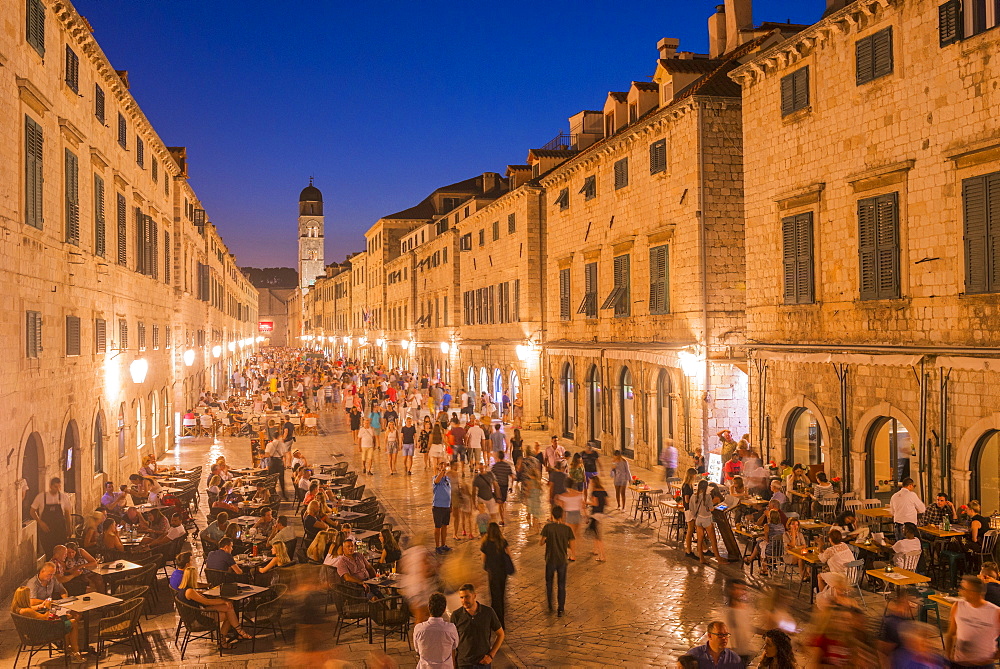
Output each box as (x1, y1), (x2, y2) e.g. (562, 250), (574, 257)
(258, 321), (274, 333)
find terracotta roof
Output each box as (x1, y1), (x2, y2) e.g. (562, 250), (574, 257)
(607, 91), (628, 102)
(382, 174), (506, 219)
(631, 81), (659, 92)
(527, 149), (577, 159)
(657, 58), (722, 74)
(506, 164), (531, 172)
(673, 33), (779, 102)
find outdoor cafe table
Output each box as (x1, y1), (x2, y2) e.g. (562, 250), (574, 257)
(857, 507), (893, 533)
(798, 520), (832, 535)
(364, 572), (404, 590)
(786, 547), (823, 602)
(234, 515), (263, 525)
(866, 566), (931, 588)
(55, 592), (123, 649)
(628, 485), (663, 519)
(327, 510), (367, 522)
(734, 526), (764, 561)
(153, 477), (190, 485)
(92, 560), (144, 578)
(203, 583), (270, 602)
(333, 498), (363, 508)
(230, 467), (267, 476)
(918, 525), (968, 539)
(352, 529), (380, 543)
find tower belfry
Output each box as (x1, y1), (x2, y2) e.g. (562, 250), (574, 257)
(298, 179), (324, 290)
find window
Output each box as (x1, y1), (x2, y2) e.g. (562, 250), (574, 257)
(492, 220), (500, 241)
(65, 316), (81, 356)
(782, 213), (815, 304)
(95, 318), (107, 353)
(93, 175), (106, 257)
(780, 67), (810, 116)
(856, 27), (893, 85)
(559, 268), (571, 320)
(962, 171), (1000, 294)
(151, 158), (158, 183)
(601, 254), (631, 317)
(26, 0), (45, 56)
(116, 193), (127, 265)
(64, 149), (79, 245)
(25, 115), (44, 229)
(64, 46), (79, 92)
(577, 262), (598, 317)
(555, 188), (570, 210)
(26, 311), (42, 358)
(478, 229), (485, 246)
(858, 192), (900, 300)
(138, 322), (146, 350)
(117, 113), (127, 149)
(164, 231), (171, 285)
(508, 213), (516, 234)
(614, 158), (629, 190)
(118, 319), (128, 350)
(580, 175), (597, 200)
(152, 324), (159, 349)
(94, 84), (105, 124)
(136, 137), (144, 168)
(164, 171), (169, 196)
(442, 196), (460, 212)
(135, 208), (146, 274)
(649, 245), (670, 314)
(649, 139), (667, 174)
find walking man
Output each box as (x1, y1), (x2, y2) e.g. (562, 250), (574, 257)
(432, 462), (453, 554)
(945, 575), (1000, 668)
(540, 505), (575, 617)
(451, 583), (504, 669)
(358, 418), (377, 475)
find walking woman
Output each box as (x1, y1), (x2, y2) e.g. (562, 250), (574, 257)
(384, 419), (401, 475)
(418, 416), (433, 471)
(681, 468), (699, 558)
(690, 479), (721, 564)
(587, 476), (608, 562)
(429, 423), (448, 470)
(521, 446), (544, 532)
(610, 450), (632, 511)
(568, 453), (585, 492)
(481, 522), (512, 627)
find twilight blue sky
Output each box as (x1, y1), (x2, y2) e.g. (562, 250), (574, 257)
(74, 0), (825, 268)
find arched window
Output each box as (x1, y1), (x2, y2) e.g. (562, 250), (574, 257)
(509, 370), (521, 403)
(586, 365), (602, 444)
(785, 407), (824, 466)
(118, 403), (126, 458)
(94, 412), (105, 474)
(493, 368), (503, 404)
(479, 368), (488, 400)
(136, 399), (145, 450)
(971, 430), (1000, 514)
(562, 363), (576, 439)
(866, 417), (914, 499)
(656, 370), (674, 459)
(620, 367), (635, 457)
(468, 367), (477, 396)
(21, 433), (43, 524)
(151, 390), (159, 438)
(63, 421), (79, 495)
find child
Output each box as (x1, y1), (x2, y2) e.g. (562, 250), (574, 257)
(475, 502), (490, 537)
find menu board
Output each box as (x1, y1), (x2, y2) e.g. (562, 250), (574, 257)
(708, 453), (724, 484)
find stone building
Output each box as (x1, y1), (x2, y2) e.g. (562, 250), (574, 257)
(0, 0), (257, 589)
(733, 0), (1000, 505)
(298, 181), (325, 289)
(243, 267), (298, 346)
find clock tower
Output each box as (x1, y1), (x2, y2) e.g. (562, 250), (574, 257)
(298, 179), (324, 290)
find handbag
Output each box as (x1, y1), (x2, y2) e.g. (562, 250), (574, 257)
(502, 550), (515, 575)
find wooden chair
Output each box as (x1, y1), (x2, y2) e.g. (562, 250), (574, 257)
(181, 418), (199, 437)
(199, 415), (216, 437)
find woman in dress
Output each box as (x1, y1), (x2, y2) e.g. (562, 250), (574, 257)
(384, 419), (401, 475)
(610, 450), (632, 511)
(418, 416), (433, 471)
(510, 429), (524, 470)
(177, 566), (252, 647)
(587, 476), (608, 562)
(10, 586), (86, 663)
(480, 522), (512, 627)
(680, 468), (699, 557)
(512, 396), (524, 429)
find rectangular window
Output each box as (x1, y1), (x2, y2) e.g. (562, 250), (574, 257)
(559, 268), (571, 320)
(492, 220), (500, 240)
(577, 262), (598, 317)
(138, 322), (146, 350)
(26, 0), (45, 56)
(858, 192), (900, 300)
(601, 254), (632, 316)
(514, 278), (520, 321)
(26, 310), (42, 358)
(25, 115), (44, 229)
(95, 84), (105, 124)
(649, 245), (671, 314)
(116, 193), (127, 265)
(782, 213), (815, 304)
(64, 149), (79, 245)
(64, 45), (79, 92)
(95, 318), (106, 353)
(580, 175), (597, 200)
(117, 113), (127, 149)
(939, 0), (964, 45)
(856, 27), (893, 85)
(478, 229), (485, 246)
(118, 319), (128, 350)
(962, 171), (1000, 294)
(152, 157), (158, 183)
(649, 139), (667, 175)
(164, 230), (171, 284)
(165, 325), (171, 349)
(780, 67), (810, 116)
(555, 187), (570, 210)
(614, 158), (629, 190)
(135, 207), (146, 274)
(136, 137), (144, 168)
(164, 170), (169, 196)
(152, 324), (159, 349)
(94, 174), (106, 256)
(65, 316), (81, 356)
(508, 213), (516, 234)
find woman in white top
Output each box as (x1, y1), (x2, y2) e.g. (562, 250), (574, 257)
(818, 529), (855, 589)
(556, 486), (584, 561)
(892, 523), (923, 567)
(290, 449), (309, 472)
(690, 480), (722, 564)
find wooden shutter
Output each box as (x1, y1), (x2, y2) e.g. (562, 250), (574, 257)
(117, 113), (127, 148)
(794, 213), (815, 303)
(989, 174), (1000, 293)
(119, 319), (128, 350)
(649, 245), (669, 314)
(95, 84), (105, 123)
(507, 213), (516, 233)
(26, 311), (41, 358)
(26, 0), (45, 56)
(134, 207), (146, 274)
(856, 33), (874, 85)
(614, 158), (629, 189)
(939, 0), (963, 45)
(793, 68), (809, 111)
(136, 137), (144, 167)
(149, 216), (158, 278)
(559, 268), (571, 320)
(94, 175), (106, 257)
(64, 149), (79, 244)
(556, 188), (569, 210)
(875, 193), (900, 298)
(514, 279), (520, 321)
(872, 28), (894, 79)
(64, 46), (79, 92)
(780, 73), (795, 116)
(164, 231), (171, 284)
(65, 316), (81, 356)
(963, 173), (1000, 294)
(116, 193), (127, 265)
(649, 139), (667, 175)
(25, 115), (44, 229)
(580, 175), (596, 200)
(95, 318), (106, 353)
(782, 215), (798, 303)
(614, 254), (631, 317)
(858, 198), (878, 299)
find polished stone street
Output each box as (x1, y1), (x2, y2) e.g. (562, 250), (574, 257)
(0, 407), (826, 667)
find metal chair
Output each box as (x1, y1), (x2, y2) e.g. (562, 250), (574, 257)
(843, 559), (868, 610)
(174, 596), (221, 658)
(95, 597), (144, 667)
(205, 568), (239, 587)
(332, 584), (371, 644)
(635, 492), (660, 525)
(368, 594), (411, 651)
(815, 498), (838, 523)
(245, 583), (289, 652)
(10, 612), (70, 668)
(974, 530), (1000, 572)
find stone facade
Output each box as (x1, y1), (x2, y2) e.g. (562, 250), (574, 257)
(0, 0), (258, 590)
(733, 0), (1000, 503)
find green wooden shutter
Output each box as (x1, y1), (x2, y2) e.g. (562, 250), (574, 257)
(782, 215), (798, 303)
(65, 316), (81, 356)
(26, 0), (45, 56)
(649, 245), (669, 314)
(64, 149), (79, 244)
(116, 193), (127, 265)
(988, 174), (1000, 293)
(794, 213), (815, 303)
(962, 175), (989, 293)
(94, 174), (106, 257)
(872, 27), (894, 79)
(875, 193), (900, 298)
(559, 268), (571, 320)
(614, 254), (631, 317)
(25, 115), (44, 229)
(614, 158), (629, 189)
(649, 139), (667, 175)
(939, 0), (963, 46)
(858, 198), (878, 299)
(556, 188), (569, 210)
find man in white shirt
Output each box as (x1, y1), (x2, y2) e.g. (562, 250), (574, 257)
(892, 523), (923, 567)
(889, 477), (926, 538)
(544, 436), (565, 470)
(465, 420), (486, 467)
(358, 419), (377, 475)
(414, 592), (459, 668)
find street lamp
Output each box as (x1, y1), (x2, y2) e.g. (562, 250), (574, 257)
(400, 339), (409, 349)
(212, 345), (222, 358)
(183, 349), (195, 366)
(129, 358), (148, 384)
(440, 341), (450, 354)
(678, 349), (703, 376)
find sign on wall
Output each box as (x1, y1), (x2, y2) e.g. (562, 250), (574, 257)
(708, 453), (724, 485)
(258, 321), (274, 333)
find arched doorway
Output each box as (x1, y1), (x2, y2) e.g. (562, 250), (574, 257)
(135, 399), (144, 451)
(586, 365), (601, 445)
(493, 368), (503, 406)
(970, 430), (1000, 513)
(22, 433), (44, 524)
(62, 420), (80, 496)
(785, 407), (824, 466)
(117, 403), (126, 458)
(479, 367), (488, 401)
(509, 370), (520, 403)
(866, 417), (914, 500)
(467, 367), (476, 395)
(620, 367), (635, 457)
(93, 412), (106, 475)
(655, 370), (674, 461)
(562, 363), (575, 439)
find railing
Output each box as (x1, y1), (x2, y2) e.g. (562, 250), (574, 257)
(540, 133), (579, 151)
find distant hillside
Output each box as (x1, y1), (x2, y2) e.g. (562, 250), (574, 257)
(241, 267), (299, 289)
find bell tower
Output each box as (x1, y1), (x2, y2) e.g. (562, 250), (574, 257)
(298, 178), (324, 290)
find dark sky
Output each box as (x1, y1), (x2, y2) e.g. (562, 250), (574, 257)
(75, 0), (825, 268)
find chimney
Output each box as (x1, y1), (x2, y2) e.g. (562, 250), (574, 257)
(724, 0), (753, 54)
(824, 0), (853, 15)
(708, 5), (727, 59)
(481, 172), (500, 194)
(657, 37), (679, 59)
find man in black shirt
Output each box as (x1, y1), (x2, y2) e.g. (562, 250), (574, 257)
(400, 417), (417, 476)
(472, 464), (499, 522)
(451, 583), (504, 668)
(979, 562), (1000, 607)
(581, 443), (600, 486)
(540, 505), (575, 617)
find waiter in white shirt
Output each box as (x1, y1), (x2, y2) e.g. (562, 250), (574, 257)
(889, 477), (926, 539)
(414, 592), (458, 668)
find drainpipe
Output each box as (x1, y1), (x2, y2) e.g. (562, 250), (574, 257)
(696, 102), (710, 459)
(940, 367), (952, 497)
(913, 359), (928, 496)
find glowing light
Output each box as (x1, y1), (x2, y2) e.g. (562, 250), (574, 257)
(375, 338), (386, 348)
(358, 337), (368, 346)
(678, 349), (703, 376)
(440, 341), (450, 354)
(227, 342), (236, 352)
(129, 358), (149, 384)
(400, 339), (409, 349)
(515, 344), (529, 360)
(345, 337), (352, 345)
(183, 349), (196, 366)
(212, 345), (222, 358)
(256, 336), (264, 343)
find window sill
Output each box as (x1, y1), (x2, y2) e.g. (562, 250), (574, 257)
(782, 106), (812, 124)
(855, 296), (910, 307)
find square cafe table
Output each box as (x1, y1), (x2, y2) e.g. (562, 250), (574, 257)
(92, 560), (144, 577)
(328, 511), (367, 522)
(55, 592), (123, 649)
(203, 583), (270, 602)
(866, 566), (931, 588)
(798, 520), (831, 534)
(786, 547), (823, 602)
